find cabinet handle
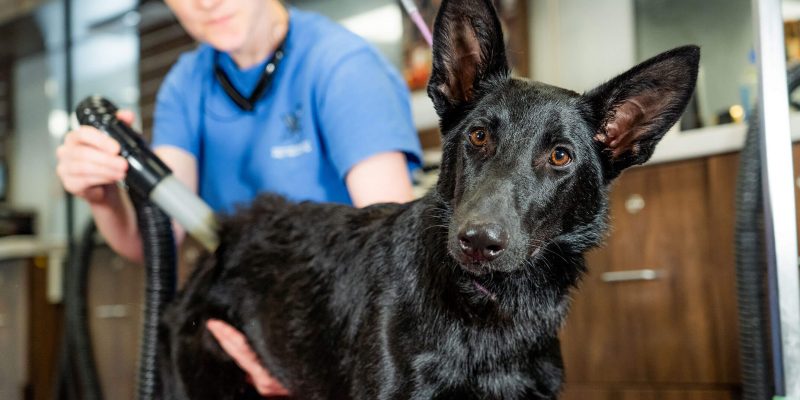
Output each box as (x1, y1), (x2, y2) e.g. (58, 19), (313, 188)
(601, 269), (665, 283)
(95, 304), (129, 319)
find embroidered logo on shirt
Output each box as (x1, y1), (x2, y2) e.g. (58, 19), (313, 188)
(282, 104), (302, 135)
(272, 104), (309, 159)
(271, 140), (312, 159)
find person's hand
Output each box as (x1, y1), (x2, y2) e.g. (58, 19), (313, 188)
(206, 319), (290, 397)
(56, 110), (136, 204)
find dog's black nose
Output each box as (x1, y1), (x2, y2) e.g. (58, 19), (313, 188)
(458, 222), (509, 262)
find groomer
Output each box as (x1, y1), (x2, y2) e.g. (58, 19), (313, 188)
(56, 0), (422, 395)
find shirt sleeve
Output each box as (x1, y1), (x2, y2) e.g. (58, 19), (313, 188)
(151, 55), (201, 158)
(314, 48), (422, 180)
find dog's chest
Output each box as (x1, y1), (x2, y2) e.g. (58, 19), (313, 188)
(404, 347), (560, 399)
(380, 319), (561, 399)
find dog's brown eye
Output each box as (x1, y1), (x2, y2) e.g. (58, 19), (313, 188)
(549, 147), (572, 167)
(469, 129), (489, 147)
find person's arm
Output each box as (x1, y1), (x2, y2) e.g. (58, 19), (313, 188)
(314, 48), (423, 207)
(345, 151), (415, 206)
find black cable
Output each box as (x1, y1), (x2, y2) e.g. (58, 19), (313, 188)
(55, 0), (78, 395)
(64, 0), (75, 252)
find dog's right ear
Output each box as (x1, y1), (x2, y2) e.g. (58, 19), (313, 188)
(583, 45), (700, 180)
(427, 0), (510, 123)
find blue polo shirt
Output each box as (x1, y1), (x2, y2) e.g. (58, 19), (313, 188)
(152, 8), (422, 212)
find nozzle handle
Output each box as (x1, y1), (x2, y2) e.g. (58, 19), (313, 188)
(75, 96), (171, 197)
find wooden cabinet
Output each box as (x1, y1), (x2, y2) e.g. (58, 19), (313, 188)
(794, 145), (800, 249)
(0, 256), (62, 400)
(87, 245), (144, 400)
(562, 387), (738, 400)
(0, 259), (28, 400)
(560, 154), (743, 397)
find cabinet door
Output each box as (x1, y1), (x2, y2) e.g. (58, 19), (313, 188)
(0, 259), (28, 400)
(793, 144), (800, 249)
(561, 158), (740, 385)
(561, 386), (738, 400)
(88, 246), (144, 400)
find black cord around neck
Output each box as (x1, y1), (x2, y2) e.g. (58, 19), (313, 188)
(213, 35), (287, 112)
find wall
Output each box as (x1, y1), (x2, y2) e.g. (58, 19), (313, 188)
(293, 0), (404, 69)
(528, 0), (755, 128)
(10, 52), (66, 238)
(8, 0), (139, 242)
(634, 0), (754, 126)
(528, 0), (636, 92)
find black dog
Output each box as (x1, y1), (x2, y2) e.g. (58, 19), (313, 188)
(160, 0), (699, 398)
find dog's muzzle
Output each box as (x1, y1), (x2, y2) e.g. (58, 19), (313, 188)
(457, 222), (509, 264)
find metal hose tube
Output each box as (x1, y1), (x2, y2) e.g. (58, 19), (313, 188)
(130, 191), (177, 400)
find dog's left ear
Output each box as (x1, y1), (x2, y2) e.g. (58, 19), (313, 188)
(427, 0), (510, 123)
(584, 45), (700, 179)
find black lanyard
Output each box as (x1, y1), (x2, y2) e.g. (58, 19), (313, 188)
(213, 34), (287, 112)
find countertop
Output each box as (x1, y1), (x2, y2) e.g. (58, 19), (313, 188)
(0, 235), (66, 303)
(0, 235), (64, 261)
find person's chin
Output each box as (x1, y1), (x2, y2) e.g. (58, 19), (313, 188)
(206, 33), (247, 54)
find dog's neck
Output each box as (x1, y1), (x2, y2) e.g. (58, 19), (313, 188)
(412, 193), (580, 337)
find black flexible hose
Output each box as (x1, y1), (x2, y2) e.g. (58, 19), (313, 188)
(735, 104), (773, 400)
(734, 63), (800, 400)
(130, 190), (177, 400)
(54, 310), (80, 400)
(56, 191), (177, 400)
(67, 221), (103, 400)
(54, 219), (103, 400)
(52, 339), (77, 400)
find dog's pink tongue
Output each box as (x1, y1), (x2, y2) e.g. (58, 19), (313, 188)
(473, 280), (497, 302)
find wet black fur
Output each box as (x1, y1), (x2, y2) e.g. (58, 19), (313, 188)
(160, 0), (700, 398)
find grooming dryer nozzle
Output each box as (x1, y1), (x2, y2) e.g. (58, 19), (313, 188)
(75, 95), (219, 251)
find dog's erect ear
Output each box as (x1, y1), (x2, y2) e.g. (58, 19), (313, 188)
(427, 0), (509, 120)
(584, 45), (700, 179)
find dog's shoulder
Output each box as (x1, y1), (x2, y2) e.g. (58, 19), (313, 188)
(215, 193), (416, 253)
(221, 193), (408, 227)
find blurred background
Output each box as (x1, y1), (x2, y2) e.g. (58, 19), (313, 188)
(1, 0), (800, 399)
